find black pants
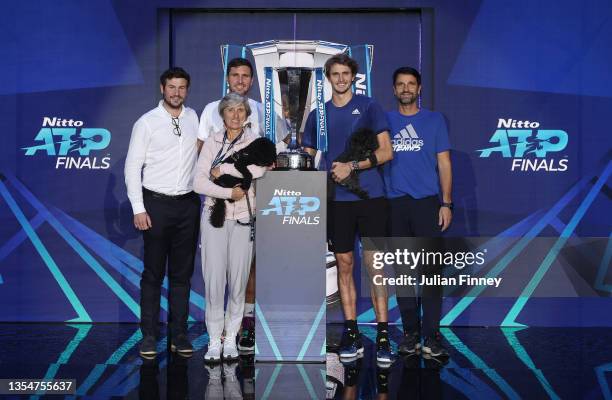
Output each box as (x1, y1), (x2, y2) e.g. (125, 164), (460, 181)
(389, 194), (442, 337)
(140, 189), (200, 337)
(397, 358), (442, 400)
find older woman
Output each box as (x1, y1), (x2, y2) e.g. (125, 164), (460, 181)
(194, 92), (267, 363)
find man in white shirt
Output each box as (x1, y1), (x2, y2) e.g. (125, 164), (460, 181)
(125, 67), (201, 358)
(197, 58), (265, 149)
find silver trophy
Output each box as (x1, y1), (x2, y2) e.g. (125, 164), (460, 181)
(247, 40), (349, 170)
(276, 67), (314, 170)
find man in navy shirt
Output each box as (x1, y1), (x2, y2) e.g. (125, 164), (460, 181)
(303, 54), (394, 365)
(385, 67), (453, 358)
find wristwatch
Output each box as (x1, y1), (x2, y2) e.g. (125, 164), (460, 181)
(351, 160), (359, 171)
(441, 202), (454, 210)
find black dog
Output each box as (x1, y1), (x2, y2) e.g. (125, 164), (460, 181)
(330, 128), (379, 200)
(209, 137), (276, 228)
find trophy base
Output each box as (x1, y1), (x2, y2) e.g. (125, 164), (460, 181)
(275, 150), (315, 171)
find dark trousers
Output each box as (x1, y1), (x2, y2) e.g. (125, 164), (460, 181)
(140, 189), (200, 337)
(389, 194), (442, 337)
(397, 358), (442, 400)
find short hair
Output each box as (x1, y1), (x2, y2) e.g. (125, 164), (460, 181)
(393, 67), (421, 86)
(226, 57), (253, 77)
(324, 53), (359, 78)
(159, 67), (191, 87)
(218, 92), (252, 118)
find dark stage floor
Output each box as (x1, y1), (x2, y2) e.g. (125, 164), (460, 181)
(0, 323), (610, 399)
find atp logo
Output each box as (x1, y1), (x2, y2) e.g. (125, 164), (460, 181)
(260, 189), (321, 225)
(22, 117), (111, 170)
(477, 119), (568, 172)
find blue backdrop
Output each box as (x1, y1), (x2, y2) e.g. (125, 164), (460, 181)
(0, 0), (610, 326)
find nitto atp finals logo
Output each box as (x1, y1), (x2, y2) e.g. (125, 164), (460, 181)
(477, 118), (568, 172)
(22, 117), (111, 169)
(260, 188), (321, 225)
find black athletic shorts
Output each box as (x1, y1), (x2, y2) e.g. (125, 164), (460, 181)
(327, 197), (388, 253)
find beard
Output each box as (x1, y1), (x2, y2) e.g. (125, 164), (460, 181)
(163, 95), (184, 110)
(229, 85), (249, 96)
(396, 92), (418, 105)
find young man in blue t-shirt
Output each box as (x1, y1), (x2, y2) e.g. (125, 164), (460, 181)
(385, 67), (453, 358)
(303, 54), (394, 365)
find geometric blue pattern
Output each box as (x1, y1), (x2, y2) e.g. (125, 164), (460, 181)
(440, 327), (520, 399)
(449, 0), (612, 98)
(502, 327), (561, 399)
(356, 161), (612, 327)
(0, 173), (205, 322)
(503, 161), (612, 326)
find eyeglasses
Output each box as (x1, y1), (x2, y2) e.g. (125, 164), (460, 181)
(171, 117), (181, 137)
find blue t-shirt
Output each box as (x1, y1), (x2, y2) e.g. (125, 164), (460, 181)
(303, 95), (389, 201)
(384, 109), (450, 199)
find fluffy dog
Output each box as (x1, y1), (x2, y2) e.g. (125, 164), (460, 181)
(209, 137), (276, 227)
(330, 128), (379, 200)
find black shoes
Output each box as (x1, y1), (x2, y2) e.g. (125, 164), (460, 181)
(376, 335), (395, 366)
(399, 331), (421, 355)
(170, 333), (194, 357)
(422, 333), (449, 358)
(238, 317), (255, 353)
(339, 329), (364, 360)
(139, 335), (157, 359)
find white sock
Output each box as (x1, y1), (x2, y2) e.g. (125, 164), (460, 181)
(244, 303), (255, 318)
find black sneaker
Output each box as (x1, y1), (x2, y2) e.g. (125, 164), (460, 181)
(339, 329), (364, 360)
(238, 317), (255, 353)
(376, 336), (395, 366)
(170, 333), (194, 356)
(398, 331), (421, 354)
(139, 335), (157, 359)
(422, 333), (448, 358)
(423, 352), (450, 369)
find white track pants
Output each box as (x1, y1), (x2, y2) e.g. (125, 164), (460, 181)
(201, 210), (253, 341)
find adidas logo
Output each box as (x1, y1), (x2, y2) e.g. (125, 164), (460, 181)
(394, 124), (419, 139)
(351, 109), (361, 115)
(392, 124), (424, 152)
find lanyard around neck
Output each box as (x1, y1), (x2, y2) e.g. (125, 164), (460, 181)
(211, 130), (244, 171)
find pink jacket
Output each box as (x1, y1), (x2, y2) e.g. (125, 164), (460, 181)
(193, 128), (267, 221)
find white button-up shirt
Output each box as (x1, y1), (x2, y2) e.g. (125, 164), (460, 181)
(125, 100), (199, 215)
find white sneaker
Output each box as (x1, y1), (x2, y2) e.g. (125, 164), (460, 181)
(204, 364), (223, 398)
(223, 363), (243, 399)
(204, 338), (222, 363)
(223, 335), (239, 361)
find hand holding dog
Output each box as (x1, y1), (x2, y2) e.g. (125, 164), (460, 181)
(231, 186), (246, 201)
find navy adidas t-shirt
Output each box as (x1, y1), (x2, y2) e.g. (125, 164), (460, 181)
(384, 109), (450, 199)
(303, 95), (389, 201)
